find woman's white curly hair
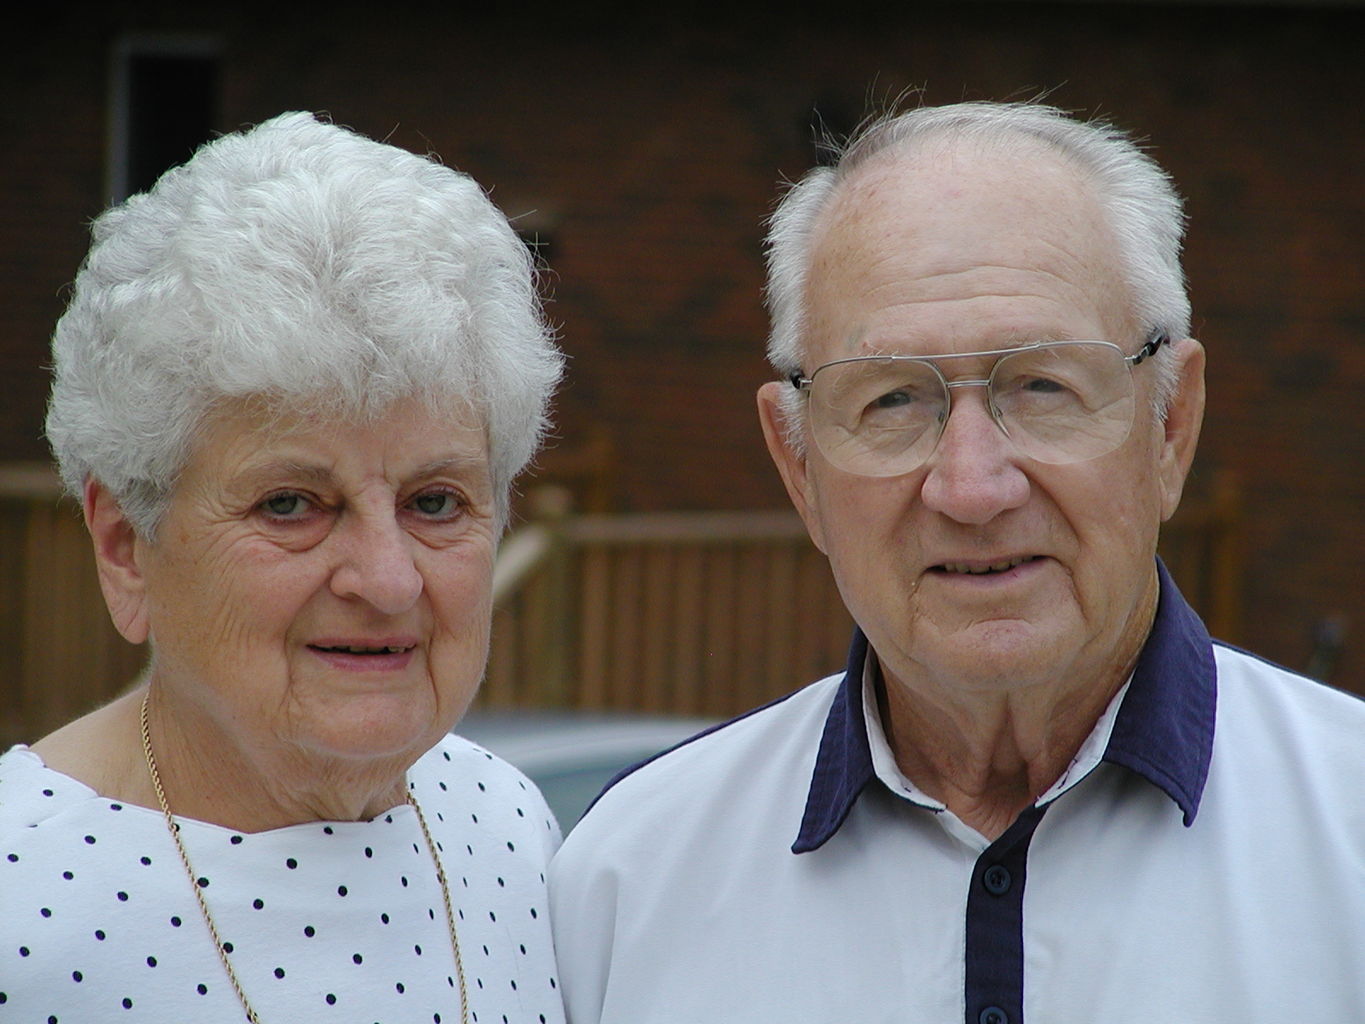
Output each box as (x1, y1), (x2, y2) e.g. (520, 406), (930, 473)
(47, 111), (563, 534)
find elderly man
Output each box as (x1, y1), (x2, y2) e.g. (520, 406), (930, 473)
(548, 102), (1365, 1022)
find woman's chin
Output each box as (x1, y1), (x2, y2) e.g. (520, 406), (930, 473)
(288, 695), (447, 766)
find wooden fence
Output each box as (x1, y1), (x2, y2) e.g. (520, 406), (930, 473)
(483, 508), (853, 716)
(0, 465), (1242, 745)
(0, 466), (147, 748)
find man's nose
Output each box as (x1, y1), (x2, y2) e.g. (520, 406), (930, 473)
(919, 385), (1030, 524)
(328, 511), (424, 614)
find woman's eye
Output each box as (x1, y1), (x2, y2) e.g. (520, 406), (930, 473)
(261, 492), (311, 518)
(411, 491), (462, 519)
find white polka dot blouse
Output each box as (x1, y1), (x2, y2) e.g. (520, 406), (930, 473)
(0, 734), (564, 1023)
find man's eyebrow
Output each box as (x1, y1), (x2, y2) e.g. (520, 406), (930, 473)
(857, 331), (1076, 358)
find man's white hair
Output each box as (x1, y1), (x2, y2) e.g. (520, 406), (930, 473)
(46, 111), (563, 534)
(764, 101), (1190, 445)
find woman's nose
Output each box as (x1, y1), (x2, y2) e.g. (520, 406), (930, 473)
(328, 512), (423, 614)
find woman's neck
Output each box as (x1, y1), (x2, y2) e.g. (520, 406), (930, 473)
(31, 684), (413, 832)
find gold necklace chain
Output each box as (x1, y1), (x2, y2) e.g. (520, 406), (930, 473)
(139, 693), (468, 1024)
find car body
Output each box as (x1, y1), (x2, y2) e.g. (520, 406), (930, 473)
(455, 711), (715, 831)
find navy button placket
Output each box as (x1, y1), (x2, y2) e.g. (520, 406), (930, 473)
(963, 803), (1048, 1024)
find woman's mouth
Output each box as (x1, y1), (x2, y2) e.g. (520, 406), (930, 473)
(310, 644), (414, 655)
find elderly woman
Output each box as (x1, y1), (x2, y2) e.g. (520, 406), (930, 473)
(0, 113), (565, 1022)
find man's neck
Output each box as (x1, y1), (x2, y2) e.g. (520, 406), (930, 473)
(875, 657), (1134, 841)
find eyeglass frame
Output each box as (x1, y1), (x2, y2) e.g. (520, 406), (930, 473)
(786, 329), (1170, 470)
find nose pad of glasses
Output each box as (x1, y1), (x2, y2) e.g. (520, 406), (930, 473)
(932, 387), (1017, 467)
(987, 398), (1010, 438)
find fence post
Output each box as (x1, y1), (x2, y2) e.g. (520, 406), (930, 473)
(523, 485), (575, 706)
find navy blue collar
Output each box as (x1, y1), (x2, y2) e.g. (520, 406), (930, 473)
(793, 560), (1217, 853)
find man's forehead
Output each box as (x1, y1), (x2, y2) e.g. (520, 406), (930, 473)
(802, 137), (1130, 354)
(820, 135), (1095, 242)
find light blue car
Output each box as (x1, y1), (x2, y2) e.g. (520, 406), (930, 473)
(456, 712), (715, 832)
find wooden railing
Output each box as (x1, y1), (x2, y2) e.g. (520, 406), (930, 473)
(483, 502), (853, 716)
(0, 465), (1243, 745)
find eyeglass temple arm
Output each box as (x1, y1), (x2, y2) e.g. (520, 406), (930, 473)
(1130, 330), (1171, 365)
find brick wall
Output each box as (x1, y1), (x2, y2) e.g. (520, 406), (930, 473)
(3, 1), (1361, 690)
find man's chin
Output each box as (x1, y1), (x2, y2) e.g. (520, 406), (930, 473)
(911, 617), (1080, 690)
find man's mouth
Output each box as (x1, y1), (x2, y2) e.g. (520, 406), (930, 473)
(935, 555), (1038, 575)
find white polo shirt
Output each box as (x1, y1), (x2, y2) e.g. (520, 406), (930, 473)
(548, 564), (1365, 1023)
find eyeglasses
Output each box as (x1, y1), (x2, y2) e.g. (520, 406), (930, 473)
(789, 331), (1169, 477)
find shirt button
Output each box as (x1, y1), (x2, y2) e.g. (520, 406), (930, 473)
(982, 864), (1013, 895)
(979, 1007), (1009, 1024)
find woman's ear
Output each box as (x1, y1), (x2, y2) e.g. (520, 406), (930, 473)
(83, 479), (151, 644)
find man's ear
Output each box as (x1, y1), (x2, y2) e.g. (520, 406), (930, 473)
(757, 382), (828, 554)
(83, 479), (152, 644)
(1157, 338), (1206, 522)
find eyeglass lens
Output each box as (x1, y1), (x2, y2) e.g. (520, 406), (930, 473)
(807, 342), (1137, 476)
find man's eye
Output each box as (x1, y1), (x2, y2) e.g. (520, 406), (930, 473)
(874, 390), (914, 408)
(261, 493), (310, 517)
(1021, 376), (1066, 394)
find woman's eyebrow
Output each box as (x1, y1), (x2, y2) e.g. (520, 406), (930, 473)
(230, 459), (335, 490)
(231, 456), (484, 491)
(412, 456), (484, 478)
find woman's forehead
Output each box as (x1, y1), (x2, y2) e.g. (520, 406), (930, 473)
(185, 394), (490, 483)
